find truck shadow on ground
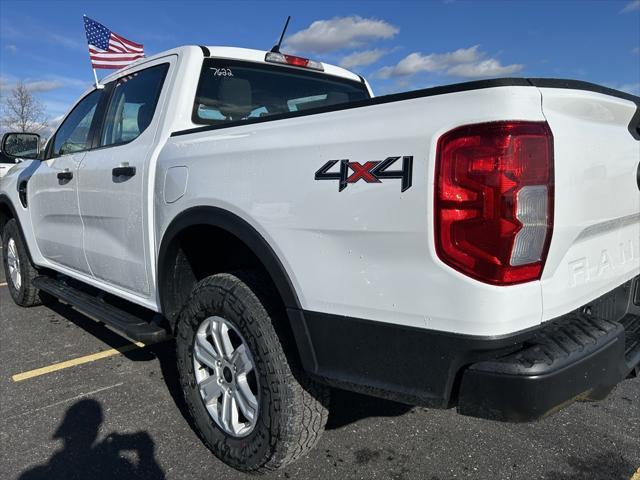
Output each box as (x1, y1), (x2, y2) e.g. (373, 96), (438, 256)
(17, 398), (165, 480)
(541, 452), (637, 480)
(325, 389), (413, 430)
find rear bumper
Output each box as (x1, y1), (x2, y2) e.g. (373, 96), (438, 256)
(458, 276), (640, 421)
(457, 313), (638, 421)
(292, 275), (640, 422)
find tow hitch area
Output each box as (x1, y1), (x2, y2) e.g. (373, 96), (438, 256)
(458, 277), (640, 422)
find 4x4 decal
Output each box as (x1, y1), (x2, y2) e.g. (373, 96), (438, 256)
(315, 156), (413, 192)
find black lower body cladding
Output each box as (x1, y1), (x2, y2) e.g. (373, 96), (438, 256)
(291, 275), (640, 422)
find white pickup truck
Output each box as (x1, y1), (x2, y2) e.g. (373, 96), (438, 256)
(1, 45), (639, 472)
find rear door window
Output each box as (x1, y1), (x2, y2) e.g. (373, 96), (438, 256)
(193, 59), (370, 125)
(100, 63), (169, 147)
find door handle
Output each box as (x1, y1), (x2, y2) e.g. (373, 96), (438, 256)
(57, 170), (73, 181)
(112, 166), (136, 177)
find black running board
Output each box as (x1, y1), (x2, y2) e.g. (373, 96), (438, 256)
(33, 276), (168, 343)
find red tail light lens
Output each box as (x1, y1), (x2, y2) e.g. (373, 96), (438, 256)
(435, 121), (554, 285)
(284, 54), (310, 67)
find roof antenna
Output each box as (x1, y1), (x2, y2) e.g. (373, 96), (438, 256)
(271, 16), (291, 53)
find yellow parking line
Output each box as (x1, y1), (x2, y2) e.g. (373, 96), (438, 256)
(11, 341), (145, 382)
(631, 468), (640, 480)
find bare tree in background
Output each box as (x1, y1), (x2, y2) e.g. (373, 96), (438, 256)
(1, 81), (48, 133)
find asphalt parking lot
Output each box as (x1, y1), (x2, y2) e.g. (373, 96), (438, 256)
(1, 261), (639, 480)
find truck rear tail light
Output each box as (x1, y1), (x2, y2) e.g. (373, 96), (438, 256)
(265, 52), (324, 71)
(435, 121), (554, 285)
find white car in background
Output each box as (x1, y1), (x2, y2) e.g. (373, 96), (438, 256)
(0, 151), (22, 178)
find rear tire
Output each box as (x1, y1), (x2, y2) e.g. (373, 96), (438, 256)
(2, 219), (42, 307)
(176, 271), (329, 472)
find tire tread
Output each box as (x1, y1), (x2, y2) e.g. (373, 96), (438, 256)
(175, 271), (329, 473)
(2, 219), (42, 307)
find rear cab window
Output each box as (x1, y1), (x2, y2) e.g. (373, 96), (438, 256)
(192, 59), (370, 125)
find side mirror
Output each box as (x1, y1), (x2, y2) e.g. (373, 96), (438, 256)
(1, 132), (41, 160)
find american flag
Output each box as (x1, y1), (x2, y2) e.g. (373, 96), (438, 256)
(83, 16), (144, 69)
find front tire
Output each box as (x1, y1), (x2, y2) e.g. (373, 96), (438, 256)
(2, 219), (42, 307)
(176, 272), (329, 472)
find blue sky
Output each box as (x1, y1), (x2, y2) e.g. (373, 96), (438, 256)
(1, 0), (639, 124)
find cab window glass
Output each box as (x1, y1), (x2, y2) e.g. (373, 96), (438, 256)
(193, 59), (370, 125)
(100, 64), (168, 147)
(52, 90), (102, 157)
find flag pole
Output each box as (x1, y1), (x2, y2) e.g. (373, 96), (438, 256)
(92, 68), (103, 89)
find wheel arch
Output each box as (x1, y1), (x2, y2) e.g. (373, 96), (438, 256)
(0, 194), (17, 238)
(0, 195), (34, 267)
(157, 206), (302, 326)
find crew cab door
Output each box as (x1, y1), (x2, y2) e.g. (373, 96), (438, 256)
(29, 89), (104, 274)
(77, 61), (170, 296)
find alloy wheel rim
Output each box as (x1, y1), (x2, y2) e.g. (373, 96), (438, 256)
(192, 316), (259, 437)
(7, 237), (21, 291)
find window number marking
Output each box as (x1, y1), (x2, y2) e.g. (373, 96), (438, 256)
(211, 68), (233, 77)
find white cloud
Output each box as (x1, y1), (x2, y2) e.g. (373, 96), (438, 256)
(5, 44), (17, 54)
(374, 46), (523, 79)
(620, 0), (640, 13)
(339, 49), (389, 69)
(47, 75), (92, 90)
(24, 80), (65, 92)
(284, 16), (398, 53)
(615, 82), (640, 95)
(375, 46), (481, 78)
(633, 47), (640, 55)
(447, 59), (523, 77)
(0, 78), (65, 93)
